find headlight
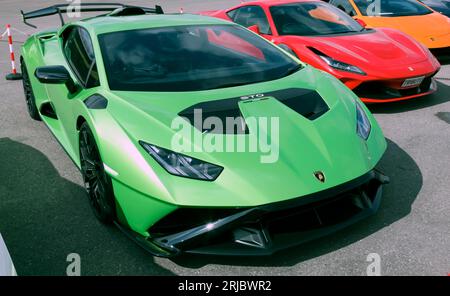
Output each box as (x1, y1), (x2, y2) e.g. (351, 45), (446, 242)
(356, 101), (371, 140)
(320, 56), (366, 75)
(139, 141), (223, 181)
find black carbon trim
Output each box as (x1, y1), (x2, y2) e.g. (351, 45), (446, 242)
(178, 88), (329, 134)
(125, 169), (388, 257)
(267, 88), (329, 120)
(179, 97), (247, 134)
(39, 102), (58, 119)
(84, 94), (108, 109)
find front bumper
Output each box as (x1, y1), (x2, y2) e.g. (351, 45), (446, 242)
(116, 170), (389, 257)
(336, 59), (440, 103)
(355, 77), (438, 103)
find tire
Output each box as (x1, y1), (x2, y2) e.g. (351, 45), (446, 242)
(20, 60), (41, 121)
(79, 122), (116, 224)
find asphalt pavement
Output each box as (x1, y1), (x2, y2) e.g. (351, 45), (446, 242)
(0, 0), (449, 276)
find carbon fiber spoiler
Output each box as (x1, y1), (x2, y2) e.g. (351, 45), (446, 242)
(21, 3), (164, 28)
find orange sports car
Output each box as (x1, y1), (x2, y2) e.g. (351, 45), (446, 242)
(328, 0), (450, 54)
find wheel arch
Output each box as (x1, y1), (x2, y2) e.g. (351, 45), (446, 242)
(20, 36), (49, 107)
(76, 115), (87, 131)
(75, 111), (134, 227)
(71, 110), (100, 168)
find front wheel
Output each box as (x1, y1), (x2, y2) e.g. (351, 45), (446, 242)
(79, 122), (116, 224)
(21, 60), (41, 121)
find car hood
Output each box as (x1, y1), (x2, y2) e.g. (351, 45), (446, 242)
(103, 66), (386, 207)
(280, 29), (430, 69)
(360, 12), (450, 45)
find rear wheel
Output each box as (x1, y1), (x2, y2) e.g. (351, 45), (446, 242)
(21, 60), (41, 121)
(79, 122), (116, 224)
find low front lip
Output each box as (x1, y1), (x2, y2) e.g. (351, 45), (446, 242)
(325, 68), (440, 101)
(356, 77), (438, 103)
(361, 86), (437, 103)
(116, 169), (389, 257)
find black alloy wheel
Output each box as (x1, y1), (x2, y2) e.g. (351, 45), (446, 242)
(21, 60), (41, 121)
(79, 122), (116, 224)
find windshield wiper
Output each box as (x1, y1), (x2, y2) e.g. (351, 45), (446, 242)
(210, 65), (303, 89)
(206, 81), (254, 90)
(134, 65), (168, 78)
(281, 64), (303, 77)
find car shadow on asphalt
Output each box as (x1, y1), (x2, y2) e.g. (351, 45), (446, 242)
(368, 81), (450, 114)
(172, 138), (423, 269)
(0, 138), (174, 276)
(436, 55), (450, 66)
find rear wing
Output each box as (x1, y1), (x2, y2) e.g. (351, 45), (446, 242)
(21, 3), (164, 28)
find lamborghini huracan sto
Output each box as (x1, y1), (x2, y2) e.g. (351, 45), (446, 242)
(202, 0), (441, 103)
(20, 3), (388, 257)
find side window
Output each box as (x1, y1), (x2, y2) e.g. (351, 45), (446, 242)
(226, 8), (238, 20)
(229, 6), (271, 35)
(63, 27), (99, 88)
(330, 0), (357, 16)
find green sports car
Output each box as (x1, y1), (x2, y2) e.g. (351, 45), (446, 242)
(20, 3), (388, 257)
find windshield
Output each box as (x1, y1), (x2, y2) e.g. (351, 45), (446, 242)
(270, 2), (364, 36)
(98, 25), (300, 92)
(354, 0), (433, 17)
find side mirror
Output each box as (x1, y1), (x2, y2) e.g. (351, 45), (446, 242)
(35, 65), (78, 93)
(247, 24), (261, 35)
(354, 18), (367, 28)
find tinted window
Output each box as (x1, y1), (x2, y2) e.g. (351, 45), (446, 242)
(330, 0), (357, 16)
(98, 25), (300, 92)
(354, 0), (433, 16)
(63, 27), (99, 88)
(270, 2), (363, 36)
(226, 8), (238, 20)
(230, 6), (272, 34)
(420, 0), (450, 16)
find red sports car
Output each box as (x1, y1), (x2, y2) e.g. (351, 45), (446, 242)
(201, 0), (441, 103)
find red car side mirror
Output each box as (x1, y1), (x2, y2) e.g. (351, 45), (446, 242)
(247, 25), (261, 35)
(354, 18), (367, 28)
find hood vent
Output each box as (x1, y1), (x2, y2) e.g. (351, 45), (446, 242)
(178, 97), (248, 134)
(178, 88), (329, 134)
(272, 88), (329, 120)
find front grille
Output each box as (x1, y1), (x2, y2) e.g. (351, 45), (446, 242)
(149, 176), (381, 241)
(149, 208), (242, 237)
(353, 76), (434, 100)
(260, 177), (379, 236)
